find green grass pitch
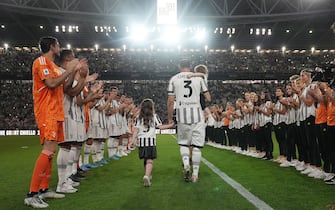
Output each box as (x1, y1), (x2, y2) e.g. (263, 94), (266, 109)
(0, 135), (334, 210)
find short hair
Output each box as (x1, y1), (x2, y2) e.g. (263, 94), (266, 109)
(194, 64), (208, 75)
(300, 68), (313, 77)
(179, 59), (191, 68)
(59, 49), (73, 63)
(289, 75), (300, 81)
(39, 36), (58, 53)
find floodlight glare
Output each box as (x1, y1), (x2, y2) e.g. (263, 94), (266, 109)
(231, 45), (235, 52)
(282, 46), (286, 53)
(4, 43), (9, 50)
(162, 27), (180, 43)
(195, 30), (207, 41)
(131, 26), (148, 42)
(67, 44), (71, 49)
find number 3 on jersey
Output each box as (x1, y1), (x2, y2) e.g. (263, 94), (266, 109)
(184, 80), (192, 98)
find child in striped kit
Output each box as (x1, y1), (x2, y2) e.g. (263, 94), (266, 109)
(131, 99), (174, 187)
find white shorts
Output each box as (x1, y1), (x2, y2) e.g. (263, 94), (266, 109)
(63, 118), (77, 142)
(88, 124), (107, 139)
(76, 121), (87, 142)
(108, 123), (123, 137)
(177, 121), (206, 148)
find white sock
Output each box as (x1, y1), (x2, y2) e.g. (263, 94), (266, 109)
(95, 141), (102, 161)
(83, 144), (91, 165)
(57, 147), (69, 186)
(72, 146), (81, 175)
(180, 146), (190, 170)
(122, 138), (128, 151)
(107, 138), (116, 158)
(100, 141), (105, 160)
(91, 141), (99, 163)
(192, 147), (202, 177)
(66, 147), (75, 177)
(117, 145), (123, 156)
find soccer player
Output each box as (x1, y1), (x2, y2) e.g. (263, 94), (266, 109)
(130, 99), (174, 187)
(167, 59), (211, 183)
(24, 36), (83, 208)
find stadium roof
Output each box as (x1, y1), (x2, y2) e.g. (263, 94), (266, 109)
(0, 0), (334, 49)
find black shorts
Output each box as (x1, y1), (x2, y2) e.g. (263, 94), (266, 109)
(139, 146), (157, 160)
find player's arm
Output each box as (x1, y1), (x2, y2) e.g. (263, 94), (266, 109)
(203, 91), (211, 103)
(167, 95), (175, 124)
(186, 72), (205, 79)
(158, 122), (175, 130)
(44, 59), (81, 89)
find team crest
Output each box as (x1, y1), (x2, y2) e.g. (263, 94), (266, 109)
(43, 69), (50, 75)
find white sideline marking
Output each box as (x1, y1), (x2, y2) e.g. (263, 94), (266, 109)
(170, 134), (272, 209)
(201, 157), (273, 210)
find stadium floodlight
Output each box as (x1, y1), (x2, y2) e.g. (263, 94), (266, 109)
(286, 29), (290, 33)
(262, 28), (266, 35)
(94, 26), (98, 32)
(55, 26), (59, 32)
(62, 25), (66, 32)
(267, 29), (272, 36)
(311, 47), (315, 53)
(131, 25), (148, 42)
(250, 28), (253, 35)
(309, 30), (313, 34)
(256, 28), (260, 35)
(39, 25), (44, 29)
(122, 44), (126, 52)
(195, 29), (207, 42)
(204, 45), (208, 52)
(1, 24), (5, 29)
(67, 44), (71, 49)
(256, 45), (261, 53)
(4, 43), (8, 50)
(282, 46), (286, 53)
(94, 44), (99, 51)
(231, 45), (235, 52)
(161, 26), (181, 43)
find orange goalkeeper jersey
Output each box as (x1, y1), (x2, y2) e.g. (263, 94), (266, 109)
(32, 56), (64, 127)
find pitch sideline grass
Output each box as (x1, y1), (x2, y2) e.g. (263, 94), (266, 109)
(0, 135), (334, 210)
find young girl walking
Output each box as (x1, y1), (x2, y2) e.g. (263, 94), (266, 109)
(131, 99), (174, 187)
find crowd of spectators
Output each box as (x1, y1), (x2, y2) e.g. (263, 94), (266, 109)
(1, 48), (333, 129)
(1, 79), (279, 129)
(1, 49), (334, 75)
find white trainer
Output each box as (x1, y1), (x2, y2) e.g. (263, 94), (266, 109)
(39, 190), (65, 199)
(301, 167), (314, 175)
(24, 195), (49, 208)
(66, 177), (80, 187)
(312, 171), (326, 179)
(56, 182), (78, 193)
(143, 175), (151, 187)
(280, 160), (293, 167)
(324, 173), (335, 181)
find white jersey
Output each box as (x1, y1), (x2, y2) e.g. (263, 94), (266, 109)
(259, 101), (272, 127)
(300, 84), (316, 121)
(134, 114), (162, 147)
(91, 98), (107, 129)
(273, 99), (287, 125)
(286, 94), (299, 125)
(168, 72), (208, 124)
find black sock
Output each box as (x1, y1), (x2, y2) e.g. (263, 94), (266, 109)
(27, 192), (38, 197)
